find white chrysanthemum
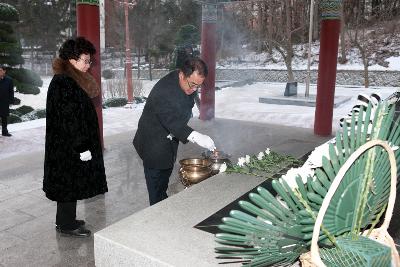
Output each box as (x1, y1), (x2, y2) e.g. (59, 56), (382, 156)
(238, 157), (246, 167)
(245, 155), (251, 163)
(219, 162), (227, 173)
(304, 142), (331, 168)
(257, 152), (264, 160)
(262, 219), (272, 225)
(280, 165), (315, 189)
(388, 142), (399, 151)
(265, 148), (271, 155)
(275, 195), (288, 209)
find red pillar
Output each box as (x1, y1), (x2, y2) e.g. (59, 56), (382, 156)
(76, 0), (104, 147)
(314, 1), (342, 136)
(200, 4), (217, 121)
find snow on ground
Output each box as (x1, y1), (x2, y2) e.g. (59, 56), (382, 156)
(1, 76), (398, 160)
(1, 49), (399, 160)
(217, 42), (400, 71)
(13, 76), (52, 110)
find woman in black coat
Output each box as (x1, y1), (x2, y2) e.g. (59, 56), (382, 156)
(43, 37), (108, 237)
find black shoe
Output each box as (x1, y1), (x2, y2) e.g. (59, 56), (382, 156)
(75, 219), (85, 226)
(2, 132), (11, 137)
(55, 219), (85, 229)
(56, 226), (91, 237)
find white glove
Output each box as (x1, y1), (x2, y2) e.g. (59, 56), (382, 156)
(187, 131), (216, 151)
(166, 133), (174, 140)
(80, 150), (92, 161)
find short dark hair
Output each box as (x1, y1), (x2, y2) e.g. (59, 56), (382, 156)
(58, 36), (96, 61)
(0, 65), (6, 70)
(180, 57), (208, 78)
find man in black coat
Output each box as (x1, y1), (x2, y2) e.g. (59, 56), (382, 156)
(133, 58), (216, 205)
(0, 65), (14, 137)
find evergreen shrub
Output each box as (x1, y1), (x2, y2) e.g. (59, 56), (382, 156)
(13, 97), (21, 105)
(102, 69), (114, 79)
(16, 82), (40, 95)
(22, 109), (46, 121)
(134, 96), (147, 103)
(0, 3), (19, 21)
(15, 105), (34, 115)
(8, 68), (43, 87)
(8, 113), (21, 124)
(103, 97), (128, 108)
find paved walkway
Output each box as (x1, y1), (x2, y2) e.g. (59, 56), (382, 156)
(0, 118), (398, 266)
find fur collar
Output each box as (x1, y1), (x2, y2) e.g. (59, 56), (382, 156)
(52, 58), (100, 98)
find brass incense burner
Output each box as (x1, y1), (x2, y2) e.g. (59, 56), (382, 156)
(202, 150), (231, 174)
(179, 158), (212, 187)
(178, 150), (231, 187)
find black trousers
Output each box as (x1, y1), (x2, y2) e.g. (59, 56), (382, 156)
(143, 167), (173, 206)
(1, 115), (7, 134)
(56, 201), (78, 230)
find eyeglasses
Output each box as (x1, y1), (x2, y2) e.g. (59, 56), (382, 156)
(78, 57), (93, 65)
(186, 79), (202, 90)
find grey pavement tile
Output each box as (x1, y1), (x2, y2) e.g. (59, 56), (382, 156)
(17, 196), (56, 217)
(78, 195), (148, 229)
(107, 176), (146, 194)
(0, 230), (94, 267)
(0, 157), (43, 180)
(0, 209), (34, 232)
(0, 193), (46, 213)
(26, 188), (47, 199)
(5, 213), (55, 241)
(0, 187), (19, 202)
(0, 174), (43, 194)
(0, 232), (24, 251)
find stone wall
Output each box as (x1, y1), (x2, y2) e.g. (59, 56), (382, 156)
(131, 69), (400, 87)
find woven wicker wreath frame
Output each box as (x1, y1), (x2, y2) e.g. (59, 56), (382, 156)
(307, 139), (400, 267)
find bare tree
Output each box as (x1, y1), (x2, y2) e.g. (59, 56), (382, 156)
(339, 3), (347, 64)
(271, 0), (306, 82)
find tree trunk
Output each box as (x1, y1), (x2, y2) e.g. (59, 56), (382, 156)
(285, 0), (294, 82)
(363, 63), (369, 88)
(362, 52), (369, 88)
(148, 52), (153, 81)
(137, 48), (141, 79)
(339, 4), (347, 64)
(285, 57), (294, 82)
(257, 3), (263, 52)
(359, 46), (369, 88)
(220, 6), (225, 57)
(266, 4), (273, 55)
(30, 47), (34, 71)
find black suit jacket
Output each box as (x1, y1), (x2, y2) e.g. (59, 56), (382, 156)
(0, 75), (14, 117)
(133, 71), (195, 169)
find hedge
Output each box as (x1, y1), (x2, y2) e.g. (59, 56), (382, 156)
(8, 113), (22, 124)
(103, 97), (128, 108)
(8, 68), (43, 87)
(16, 82), (40, 95)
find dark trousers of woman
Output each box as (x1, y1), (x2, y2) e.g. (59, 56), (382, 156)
(1, 115), (8, 134)
(144, 167), (173, 206)
(56, 201), (78, 230)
